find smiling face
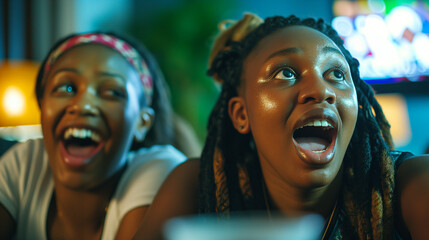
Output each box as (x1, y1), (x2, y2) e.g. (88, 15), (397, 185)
(40, 44), (145, 190)
(235, 26), (358, 189)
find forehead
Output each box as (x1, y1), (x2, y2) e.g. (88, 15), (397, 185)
(50, 44), (130, 70)
(44, 44), (143, 97)
(247, 25), (344, 62)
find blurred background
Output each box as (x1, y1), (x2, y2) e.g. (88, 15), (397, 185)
(1, 0), (429, 156)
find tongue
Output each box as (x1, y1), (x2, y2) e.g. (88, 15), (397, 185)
(60, 140), (104, 168)
(295, 137), (329, 152)
(67, 144), (98, 157)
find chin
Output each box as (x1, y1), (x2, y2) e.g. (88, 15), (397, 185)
(56, 171), (105, 191)
(298, 167), (339, 189)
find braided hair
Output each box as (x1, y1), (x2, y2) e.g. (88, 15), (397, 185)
(34, 32), (175, 149)
(201, 14), (395, 239)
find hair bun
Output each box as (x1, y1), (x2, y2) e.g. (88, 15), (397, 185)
(208, 13), (263, 68)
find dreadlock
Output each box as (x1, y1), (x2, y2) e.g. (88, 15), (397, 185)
(34, 32), (175, 149)
(201, 13), (395, 239)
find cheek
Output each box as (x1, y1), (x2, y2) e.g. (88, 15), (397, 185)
(41, 104), (55, 120)
(247, 90), (282, 118)
(106, 102), (137, 130)
(246, 91), (295, 143)
(40, 100), (60, 131)
(39, 101), (61, 160)
(247, 90), (294, 122)
(110, 94), (141, 134)
(247, 92), (277, 129)
(258, 93), (279, 111)
(124, 89), (142, 123)
(339, 90), (358, 133)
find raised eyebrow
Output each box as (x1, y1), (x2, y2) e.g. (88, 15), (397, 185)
(322, 46), (344, 57)
(51, 68), (79, 77)
(264, 47), (301, 63)
(51, 69), (125, 81)
(97, 71), (126, 82)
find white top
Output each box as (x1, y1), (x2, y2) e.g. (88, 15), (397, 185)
(0, 138), (186, 240)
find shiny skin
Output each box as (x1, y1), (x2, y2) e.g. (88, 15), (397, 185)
(239, 26), (358, 191)
(40, 44), (144, 190)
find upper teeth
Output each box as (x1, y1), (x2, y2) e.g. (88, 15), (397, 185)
(63, 128), (101, 142)
(300, 119), (332, 128)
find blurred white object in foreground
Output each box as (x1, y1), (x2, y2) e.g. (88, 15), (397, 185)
(164, 213), (324, 240)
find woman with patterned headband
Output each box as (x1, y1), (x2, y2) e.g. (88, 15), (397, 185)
(0, 32), (187, 239)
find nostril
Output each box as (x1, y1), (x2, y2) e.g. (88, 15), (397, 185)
(303, 96), (317, 104)
(67, 105), (79, 115)
(298, 79), (337, 104)
(67, 103), (98, 116)
(325, 94), (336, 104)
(298, 90), (336, 104)
(325, 90), (336, 104)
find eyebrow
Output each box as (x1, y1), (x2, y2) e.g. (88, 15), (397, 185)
(97, 71), (126, 82)
(264, 46), (344, 63)
(52, 68), (126, 81)
(51, 68), (79, 76)
(264, 47), (301, 63)
(321, 46), (343, 56)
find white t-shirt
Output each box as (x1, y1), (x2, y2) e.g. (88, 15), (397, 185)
(0, 138), (186, 240)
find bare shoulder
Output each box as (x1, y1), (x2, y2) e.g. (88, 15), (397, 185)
(114, 206), (149, 240)
(133, 158), (200, 240)
(161, 158), (200, 194)
(396, 154), (429, 240)
(174, 157), (201, 177)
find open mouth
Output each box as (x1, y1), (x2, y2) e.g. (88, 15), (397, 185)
(60, 128), (105, 167)
(293, 119), (336, 153)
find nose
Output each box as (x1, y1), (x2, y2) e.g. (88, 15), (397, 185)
(297, 75), (336, 105)
(66, 90), (99, 117)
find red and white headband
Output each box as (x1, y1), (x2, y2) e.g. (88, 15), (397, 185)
(44, 33), (153, 105)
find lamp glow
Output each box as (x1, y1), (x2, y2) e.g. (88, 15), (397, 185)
(375, 94), (411, 147)
(0, 61), (42, 141)
(3, 87), (26, 117)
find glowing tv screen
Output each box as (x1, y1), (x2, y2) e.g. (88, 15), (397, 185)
(331, 0), (429, 92)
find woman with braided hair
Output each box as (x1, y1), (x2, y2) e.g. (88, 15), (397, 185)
(135, 14), (429, 240)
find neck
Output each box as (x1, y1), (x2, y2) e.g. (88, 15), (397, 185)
(48, 169), (124, 239)
(262, 167), (342, 219)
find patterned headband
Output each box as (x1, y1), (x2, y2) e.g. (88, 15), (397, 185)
(44, 33), (153, 105)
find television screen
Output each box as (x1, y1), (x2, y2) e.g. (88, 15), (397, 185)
(331, 0), (429, 93)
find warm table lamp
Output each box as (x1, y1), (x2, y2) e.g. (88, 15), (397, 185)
(0, 61), (42, 141)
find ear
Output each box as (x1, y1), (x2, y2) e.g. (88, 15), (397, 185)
(228, 96), (250, 134)
(134, 107), (155, 142)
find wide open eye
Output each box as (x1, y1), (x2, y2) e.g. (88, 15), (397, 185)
(53, 84), (76, 96)
(325, 69), (345, 81)
(274, 68), (297, 81)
